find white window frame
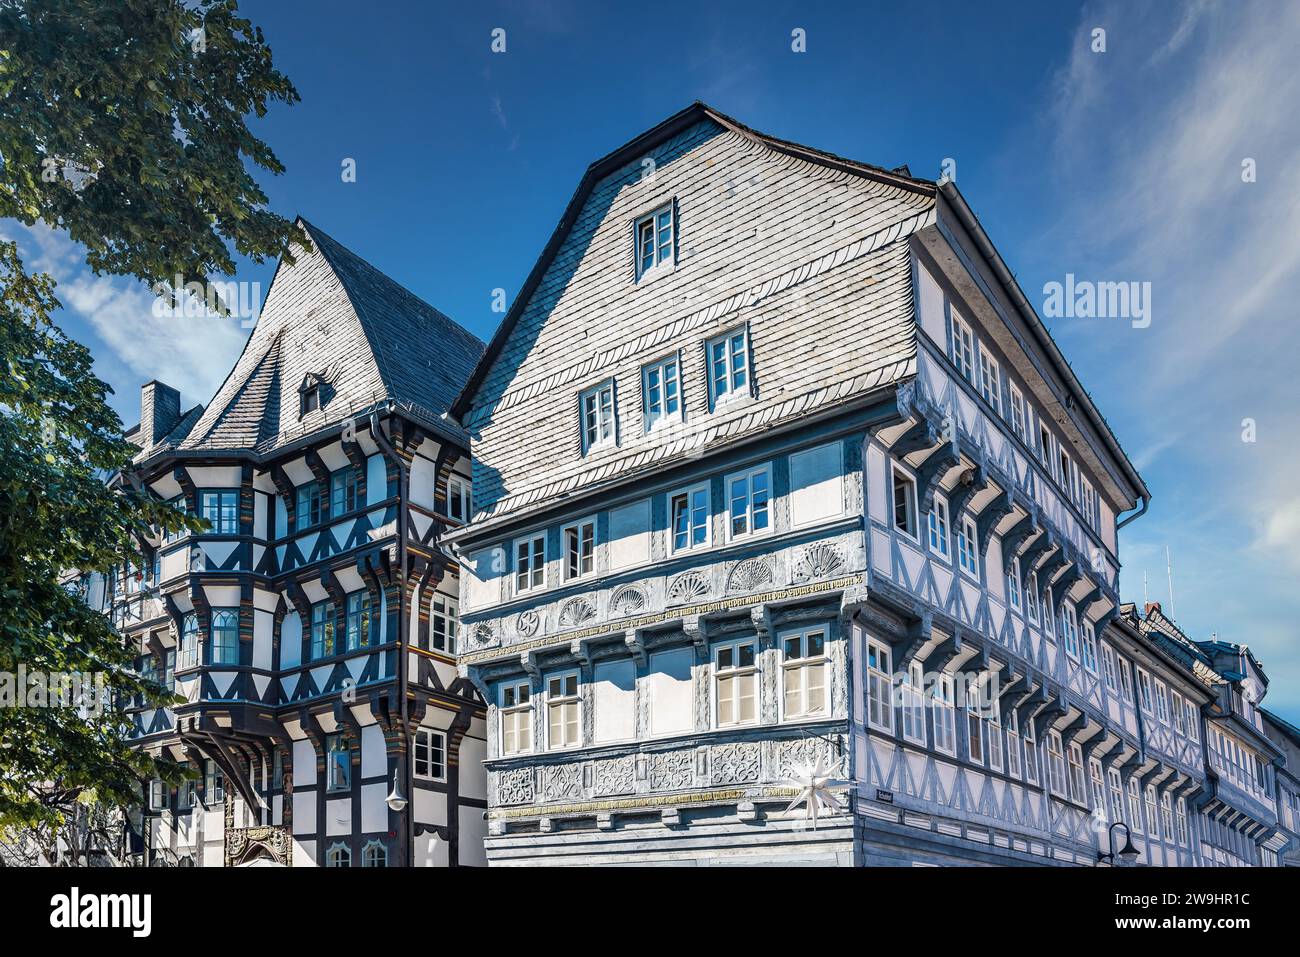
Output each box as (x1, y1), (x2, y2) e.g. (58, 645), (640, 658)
(1009, 383), (1027, 442)
(1108, 768), (1125, 824)
(634, 202), (675, 280)
(1006, 554), (1021, 611)
(1137, 668), (1154, 715)
(933, 674), (957, 757)
(714, 639), (758, 729)
(1102, 643), (1118, 691)
(1061, 603), (1079, 658)
(780, 626), (829, 720)
(901, 660), (927, 746)
(642, 353), (682, 430)
(1046, 730), (1067, 797)
(1128, 778), (1143, 833)
(579, 380), (617, 454)
(1146, 785), (1160, 839)
(956, 515), (979, 577)
(1155, 680), (1170, 724)
(1161, 791), (1174, 837)
(1006, 711), (1022, 778)
(445, 475), (471, 522)
(966, 695), (985, 765)
(1022, 721), (1038, 785)
(724, 463), (772, 542)
(513, 532), (547, 594)
(1090, 758), (1107, 819)
(1080, 621), (1097, 673)
(1024, 571), (1040, 624)
(949, 308), (975, 384)
(325, 843), (351, 868)
(499, 679), (532, 756)
(891, 464), (919, 542)
(1067, 740), (1086, 804)
(149, 778), (165, 811)
(545, 670), (582, 751)
(978, 345), (1001, 416)
(325, 734), (350, 793)
(561, 516), (597, 582)
(413, 728), (447, 782)
(706, 327), (750, 408)
(1119, 657), (1135, 704)
(1176, 797), (1189, 846)
(927, 493), (950, 559)
(1172, 691), (1185, 734)
(668, 482), (711, 554)
(866, 639), (894, 734)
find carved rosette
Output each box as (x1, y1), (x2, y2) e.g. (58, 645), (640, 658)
(469, 622), (496, 649)
(667, 570), (710, 605)
(609, 584), (648, 617)
(726, 557), (775, 594)
(516, 609), (540, 637)
(792, 542), (846, 583)
(558, 596), (596, 628)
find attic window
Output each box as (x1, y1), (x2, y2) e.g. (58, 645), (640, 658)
(635, 203), (675, 280)
(299, 372), (327, 417)
(302, 386), (320, 414)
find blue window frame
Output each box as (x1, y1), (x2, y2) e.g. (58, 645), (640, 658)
(199, 489), (238, 535)
(330, 468), (358, 517)
(179, 613), (199, 669)
(642, 354), (681, 429)
(670, 484), (710, 552)
(296, 482), (324, 529)
(311, 600), (336, 660)
(707, 328), (748, 406)
(635, 203), (674, 279)
(345, 591), (372, 651)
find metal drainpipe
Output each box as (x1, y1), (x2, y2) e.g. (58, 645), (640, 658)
(1116, 493), (1150, 531)
(369, 403), (413, 866)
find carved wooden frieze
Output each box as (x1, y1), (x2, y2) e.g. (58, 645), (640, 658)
(540, 763), (583, 803)
(558, 596), (597, 628)
(609, 584), (648, 616)
(726, 556), (775, 595)
(667, 570), (711, 605)
(495, 767), (535, 806)
(709, 741), (761, 785)
(593, 756), (636, 796)
(648, 749), (695, 791)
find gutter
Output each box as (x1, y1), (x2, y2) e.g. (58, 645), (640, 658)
(1116, 494), (1149, 530)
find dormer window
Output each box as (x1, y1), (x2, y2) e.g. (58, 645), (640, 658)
(298, 371), (330, 417)
(635, 203), (675, 280)
(302, 386), (320, 414)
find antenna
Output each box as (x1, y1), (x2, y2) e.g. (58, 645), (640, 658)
(1165, 545), (1176, 620)
(1143, 571), (1148, 607)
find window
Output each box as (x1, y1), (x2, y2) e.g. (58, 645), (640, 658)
(956, 516), (979, 576)
(901, 661), (926, 745)
(1146, 786), (1160, 838)
(1090, 760), (1107, 818)
(1176, 797), (1189, 846)
(514, 533), (546, 593)
(413, 729), (446, 781)
(927, 495), (950, 558)
(1155, 681), (1170, 723)
(179, 613), (199, 670)
(444, 475), (471, 522)
(1010, 384), (1027, 441)
(1172, 691), (1185, 734)
(580, 381), (617, 453)
(1161, 792), (1174, 838)
(546, 672), (581, 749)
(326, 734), (350, 792)
(1041, 591), (1055, 639)
(345, 591), (371, 651)
(669, 484), (710, 552)
(199, 489), (238, 535)
(310, 601), (336, 660)
(1060, 603), (1078, 658)
(160, 648), (174, 689)
(362, 841), (387, 868)
(210, 609), (239, 665)
(330, 468), (358, 517)
(1039, 424), (1053, 473)
(1108, 769), (1125, 824)
(1067, 741), (1085, 803)
(179, 772), (195, 810)
(892, 466), (919, 540)
(781, 627), (827, 719)
(726, 465), (770, 539)
(949, 309), (975, 383)
(707, 328), (749, 406)
(163, 496), (188, 543)
(563, 518), (596, 580)
(933, 675), (956, 756)
(1006, 711), (1021, 778)
(642, 354), (681, 429)
(1137, 669), (1154, 714)
(988, 710), (1004, 772)
(148, 778), (165, 811)
(635, 203), (674, 278)
(272, 751), (283, 790)
(866, 640), (893, 733)
(1119, 658), (1135, 704)
(1185, 701), (1199, 743)
(295, 481), (323, 529)
(1127, 778), (1143, 833)
(1102, 644), (1118, 691)
(966, 696), (985, 765)
(302, 386), (321, 415)
(1024, 572), (1040, 623)
(1006, 555), (1021, 610)
(1022, 722), (1038, 785)
(499, 680), (532, 755)
(205, 759), (224, 804)
(1046, 731), (1066, 796)
(715, 640), (757, 728)
(431, 596), (457, 653)
(1080, 622), (1097, 673)
(325, 844), (350, 868)
(979, 346), (1001, 415)
(1058, 448), (1073, 497)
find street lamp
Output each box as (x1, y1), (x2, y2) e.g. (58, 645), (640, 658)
(385, 766), (408, 813)
(1098, 821), (1140, 865)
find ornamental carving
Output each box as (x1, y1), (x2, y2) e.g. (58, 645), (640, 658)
(774, 737), (836, 780)
(710, 742), (761, 785)
(792, 542), (846, 582)
(609, 584), (648, 616)
(540, 763), (583, 802)
(667, 570), (710, 605)
(516, 609), (540, 637)
(593, 757), (636, 796)
(648, 750), (694, 791)
(224, 825), (292, 867)
(558, 596), (596, 628)
(495, 768), (535, 806)
(726, 557), (774, 594)
(470, 622), (496, 648)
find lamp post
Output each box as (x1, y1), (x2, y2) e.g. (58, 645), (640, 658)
(1098, 821), (1140, 865)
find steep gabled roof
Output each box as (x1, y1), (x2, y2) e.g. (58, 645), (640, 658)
(175, 218), (484, 456)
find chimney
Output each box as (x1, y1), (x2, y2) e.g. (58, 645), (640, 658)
(1144, 601), (1162, 618)
(140, 380), (181, 446)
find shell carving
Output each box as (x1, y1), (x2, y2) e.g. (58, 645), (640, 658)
(610, 584), (648, 617)
(726, 557), (774, 594)
(558, 596), (596, 628)
(793, 542), (846, 582)
(667, 570), (710, 604)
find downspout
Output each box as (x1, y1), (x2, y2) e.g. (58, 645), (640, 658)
(1116, 493), (1150, 531)
(369, 402), (414, 867)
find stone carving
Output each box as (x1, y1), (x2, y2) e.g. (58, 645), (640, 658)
(558, 596), (596, 628)
(593, 757), (636, 796)
(470, 622), (496, 648)
(648, 749), (695, 791)
(726, 556), (775, 594)
(609, 584), (648, 616)
(667, 570), (711, 605)
(225, 824), (292, 867)
(710, 741), (761, 785)
(792, 542), (846, 582)
(774, 737), (836, 780)
(516, 609), (540, 637)
(540, 763), (583, 802)
(496, 767), (535, 806)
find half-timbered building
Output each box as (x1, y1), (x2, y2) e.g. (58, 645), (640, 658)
(90, 219), (488, 866)
(446, 102), (1293, 866)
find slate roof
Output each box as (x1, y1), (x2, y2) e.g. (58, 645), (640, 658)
(135, 217), (483, 460)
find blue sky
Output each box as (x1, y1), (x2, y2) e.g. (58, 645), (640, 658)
(8, 0), (1300, 718)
